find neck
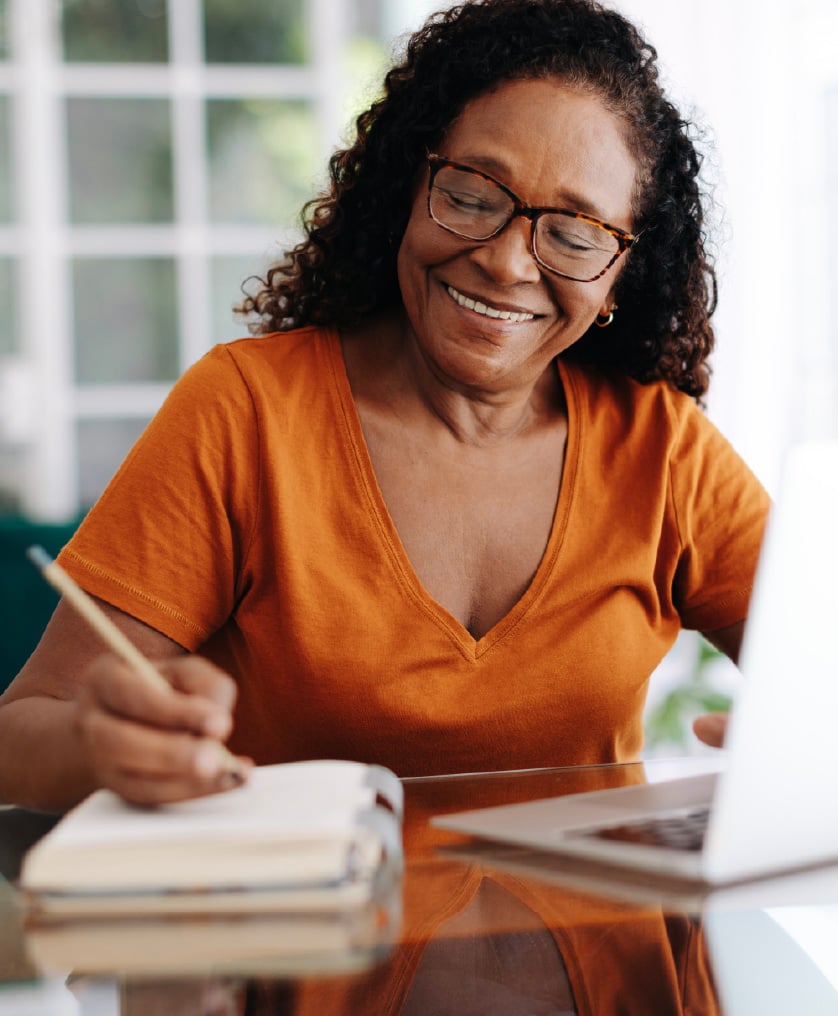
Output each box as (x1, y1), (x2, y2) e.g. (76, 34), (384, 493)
(405, 321), (564, 446)
(409, 349), (561, 445)
(340, 311), (566, 448)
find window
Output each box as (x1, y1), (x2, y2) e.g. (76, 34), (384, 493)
(0, 0), (401, 518)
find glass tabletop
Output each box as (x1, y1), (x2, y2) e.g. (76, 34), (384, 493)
(1, 756), (837, 1015)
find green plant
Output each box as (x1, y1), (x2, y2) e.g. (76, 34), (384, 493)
(644, 637), (733, 750)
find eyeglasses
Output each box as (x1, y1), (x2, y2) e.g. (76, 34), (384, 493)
(426, 154), (639, 283)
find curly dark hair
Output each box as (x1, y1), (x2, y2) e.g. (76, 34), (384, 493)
(238, 0), (717, 400)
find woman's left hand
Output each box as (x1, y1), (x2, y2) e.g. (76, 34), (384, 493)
(692, 712), (728, 748)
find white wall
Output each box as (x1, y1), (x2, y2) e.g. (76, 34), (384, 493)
(618, 0), (836, 494)
(584, 0), (838, 751)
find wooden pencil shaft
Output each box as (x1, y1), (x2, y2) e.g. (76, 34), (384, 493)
(27, 547), (169, 692)
(26, 547), (242, 775)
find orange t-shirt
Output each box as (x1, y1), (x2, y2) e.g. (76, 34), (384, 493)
(59, 327), (769, 775)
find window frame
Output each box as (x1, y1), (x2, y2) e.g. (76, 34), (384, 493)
(0, 0), (351, 518)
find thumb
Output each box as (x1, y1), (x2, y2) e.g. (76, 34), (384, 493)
(692, 711), (728, 749)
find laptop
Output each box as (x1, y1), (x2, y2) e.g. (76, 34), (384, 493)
(434, 442), (838, 884)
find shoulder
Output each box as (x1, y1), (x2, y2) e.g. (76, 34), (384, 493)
(560, 358), (712, 451)
(204, 326), (336, 378)
(560, 358), (767, 508)
(174, 326), (338, 412)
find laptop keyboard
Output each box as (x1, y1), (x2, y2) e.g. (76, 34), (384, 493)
(569, 806), (711, 852)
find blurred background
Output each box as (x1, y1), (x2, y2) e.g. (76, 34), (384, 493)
(0, 0), (836, 750)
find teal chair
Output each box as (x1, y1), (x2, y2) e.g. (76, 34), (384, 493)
(0, 518), (81, 693)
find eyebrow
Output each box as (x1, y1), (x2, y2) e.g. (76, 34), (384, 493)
(450, 152), (618, 224)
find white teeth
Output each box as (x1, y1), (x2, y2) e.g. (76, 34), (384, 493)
(446, 285), (535, 322)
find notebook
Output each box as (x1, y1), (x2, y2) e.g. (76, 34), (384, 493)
(23, 892), (402, 979)
(21, 759), (403, 918)
(434, 441), (838, 884)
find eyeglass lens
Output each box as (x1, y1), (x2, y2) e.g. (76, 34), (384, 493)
(429, 163), (621, 281)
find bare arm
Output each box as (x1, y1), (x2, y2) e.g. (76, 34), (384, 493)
(690, 619), (746, 749)
(0, 598), (250, 812)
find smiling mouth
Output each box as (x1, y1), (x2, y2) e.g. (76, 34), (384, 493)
(445, 285), (536, 322)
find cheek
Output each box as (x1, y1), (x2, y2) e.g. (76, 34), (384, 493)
(396, 214), (454, 302)
(544, 276), (611, 323)
(399, 180), (471, 274)
(402, 214), (448, 264)
(396, 226), (433, 327)
(397, 211), (423, 281)
(395, 232), (421, 308)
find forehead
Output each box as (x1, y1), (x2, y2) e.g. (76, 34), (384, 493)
(440, 78), (638, 226)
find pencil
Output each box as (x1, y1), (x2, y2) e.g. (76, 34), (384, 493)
(26, 545), (242, 774)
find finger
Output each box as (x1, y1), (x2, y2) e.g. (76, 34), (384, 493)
(79, 706), (244, 781)
(84, 655), (232, 739)
(77, 708), (252, 802)
(109, 761), (253, 807)
(157, 656), (238, 712)
(692, 712), (728, 748)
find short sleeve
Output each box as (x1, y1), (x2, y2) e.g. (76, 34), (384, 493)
(668, 405), (770, 632)
(57, 346), (260, 649)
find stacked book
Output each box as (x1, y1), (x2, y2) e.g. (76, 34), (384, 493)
(19, 760), (403, 976)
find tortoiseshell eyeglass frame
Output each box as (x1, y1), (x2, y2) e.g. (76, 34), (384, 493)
(426, 153), (640, 283)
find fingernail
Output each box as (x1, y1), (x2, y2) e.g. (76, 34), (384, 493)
(219, 768), (246, 790)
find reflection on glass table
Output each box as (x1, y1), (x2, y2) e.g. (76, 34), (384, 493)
(2, 758), (838, 1015)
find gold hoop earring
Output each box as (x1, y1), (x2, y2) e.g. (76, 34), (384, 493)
(595, 308), (616, 328)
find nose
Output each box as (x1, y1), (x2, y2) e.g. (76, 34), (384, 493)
(469, 213), (542, 285)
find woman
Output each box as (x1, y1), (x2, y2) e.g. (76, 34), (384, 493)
(0, 0), (768, 810)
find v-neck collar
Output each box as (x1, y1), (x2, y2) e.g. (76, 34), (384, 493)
(323, 327), (581, 661)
